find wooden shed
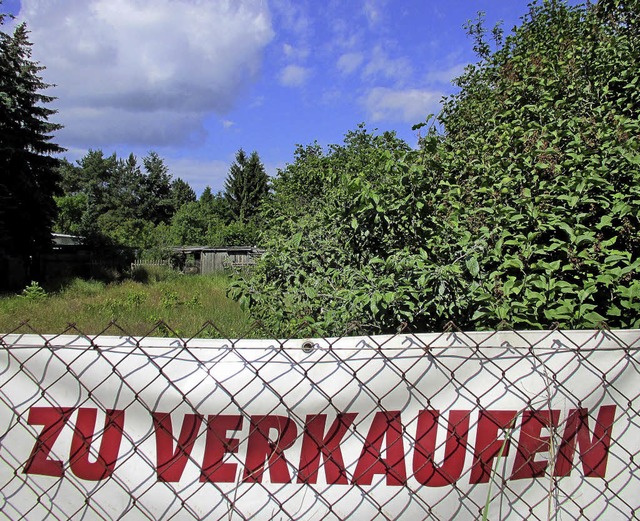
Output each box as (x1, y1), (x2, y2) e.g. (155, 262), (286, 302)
(173, 246), (264, 274)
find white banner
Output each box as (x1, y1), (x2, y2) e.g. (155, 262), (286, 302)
(0, 330), (638, 520)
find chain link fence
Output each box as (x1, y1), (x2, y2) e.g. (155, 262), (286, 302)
(0, 322), (639, 520)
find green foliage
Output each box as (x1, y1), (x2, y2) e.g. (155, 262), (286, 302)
(231, 127), (438, 337)
(0, 20), (63, 259)
(20, 281), (47, 301)
(168, 197), (260, 247)
(233, 1), (640, 336)
(170, 177), (196, 211)
(53, 145), (266, 254)
(168, 200), (223, 245)
(140, 151), (173, 224)
(96, 215), (159, 249)
(55, 149), (190, 248)
(431, 0), (640, 329)
(224, 149), (269, 223)
(53, 193), (88, 235)
(210, 220), (260, 247)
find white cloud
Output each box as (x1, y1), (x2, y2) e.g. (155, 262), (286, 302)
(424, 63), (468, 84)
(363, 87), (443, 123)
(327, 14), (363, 51)
(321, 88), (342, 105)
(270, 0), (311, 37)
(163, 156), (281, 194)
(337, 52), (364, 75)
(279, 64), (311, 87)
(363, 0), (388, 28)
(282, 42), (309, 60)
(363, 45), (412, 82)
(164, 157), (230, 195)
(16, 0), (274, 147)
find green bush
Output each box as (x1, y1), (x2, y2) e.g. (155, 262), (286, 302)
(232, 0), (640, 336)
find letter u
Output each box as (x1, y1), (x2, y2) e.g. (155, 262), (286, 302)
(69, 408), (125, 481)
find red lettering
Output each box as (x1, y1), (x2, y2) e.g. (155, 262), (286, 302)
(243, 415), (297, 483)
(201, 415), (243, 482)
(555, 405), (616, 478)
(470, 410), (517, 484)
(24, 407), (73, 477)
(352, 411), (406, 486)
(413, 410), (470, 486)
(69, 408), (125, 480)
(153, 413), (203, 482)
(511, 410), (560, 480)
(297, 413), (357, 484)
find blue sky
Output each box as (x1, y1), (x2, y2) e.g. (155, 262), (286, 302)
(2, 0), (572, 194)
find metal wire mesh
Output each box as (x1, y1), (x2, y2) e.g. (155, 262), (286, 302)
(0, 322), (638, 520)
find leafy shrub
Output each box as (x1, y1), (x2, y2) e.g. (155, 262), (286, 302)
(430, 0), (640, 329)
(232, 1), (640, 335)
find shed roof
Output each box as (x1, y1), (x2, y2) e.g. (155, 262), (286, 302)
(172, 246), (264, 254)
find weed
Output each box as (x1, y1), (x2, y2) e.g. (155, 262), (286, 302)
(481, 418), (515, 521)
(161, 291), (180, 309)
(20, 281), (47, 301)
(125, 291), (146, 307)
(186, 295), (201, 307)
(103, 297), (126, 318)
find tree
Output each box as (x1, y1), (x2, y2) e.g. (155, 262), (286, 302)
(199, 185), (215, 205)
(223, 149), (269, 222)
(199, 186), (228, 221)
(230, 127), (420, 336)
(140, 151), (173, 224)
(53, 193), (87, 236)
(73, 149), (118, 239)
(0, 19), (63, 258)
(169, 200), (223, 246)
(110, 153), (143, 221)
(170, 177), (196, 212)
(54, 149), (196, 248)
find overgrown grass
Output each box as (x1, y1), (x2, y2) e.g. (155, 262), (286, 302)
(0, 271), (259, 338)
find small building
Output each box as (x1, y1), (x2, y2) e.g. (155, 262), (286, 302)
(172, 246), (264, 274)
(1, 234), (134, 290)
(43, 234), (134, 281)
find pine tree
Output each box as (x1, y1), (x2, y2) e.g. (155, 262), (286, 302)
(223, 149), (268, 222)
(141, 151), (173, 224)
(75, 150), (118, 238)
(170, 178), (196, 212)
(0, 20), (63, 257)
(200, 186), (215, 205)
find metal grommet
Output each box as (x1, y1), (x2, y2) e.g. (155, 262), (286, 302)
(301, 340), (314, 353)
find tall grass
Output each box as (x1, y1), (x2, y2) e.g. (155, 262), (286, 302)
(0, 270), (258, 338)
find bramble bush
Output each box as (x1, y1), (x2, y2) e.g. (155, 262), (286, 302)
(231, 0), (640, 336)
